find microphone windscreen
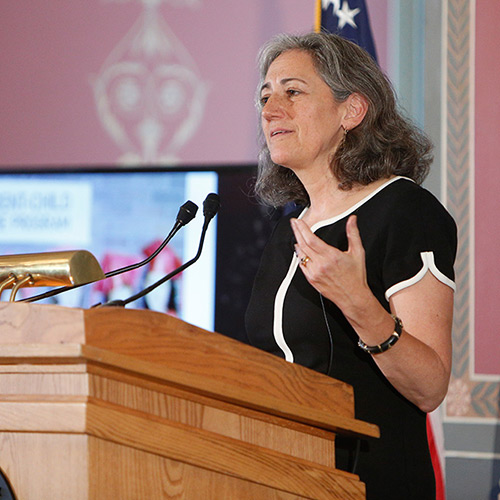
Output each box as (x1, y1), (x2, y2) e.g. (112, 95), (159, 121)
(177, 201), (198, 226)
(203, 193), (220, 220)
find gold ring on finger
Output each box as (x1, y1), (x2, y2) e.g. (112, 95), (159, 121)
(300, 256), (310, 267)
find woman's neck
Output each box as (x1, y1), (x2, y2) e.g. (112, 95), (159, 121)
(301, 175), (394, 226)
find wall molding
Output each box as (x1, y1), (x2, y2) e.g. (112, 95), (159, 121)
(444, 0), (500, 422)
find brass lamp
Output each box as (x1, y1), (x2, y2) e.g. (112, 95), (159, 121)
(0, 250), (105, 301)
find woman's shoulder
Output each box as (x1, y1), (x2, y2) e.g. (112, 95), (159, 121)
(357, 177), (458, 257)
(369, 177), (455, 225)
(377, 176), (434, 202)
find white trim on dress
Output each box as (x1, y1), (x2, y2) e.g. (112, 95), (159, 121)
(273, 256), (300, 363)
(272, 207), (308, 362)
(310, 176), (411, 232)
(385, 251), (456, 301)
(272, 176), (411, 362)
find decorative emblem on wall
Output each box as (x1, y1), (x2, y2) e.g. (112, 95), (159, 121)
(92, 0), (207, 164)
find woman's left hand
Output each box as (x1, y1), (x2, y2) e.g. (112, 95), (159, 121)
(291, 214), (371, 316)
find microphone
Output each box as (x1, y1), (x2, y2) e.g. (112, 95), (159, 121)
(21, 200), (198, 303)
(104, 200), (198, 279)
(99, 193), (220, 308)
(203, 192), (220, 222)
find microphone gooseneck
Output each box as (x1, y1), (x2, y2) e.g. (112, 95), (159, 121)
(100, 193), (220, 308)
(20, 200), (199, 304)
(104, 201), (198, 279)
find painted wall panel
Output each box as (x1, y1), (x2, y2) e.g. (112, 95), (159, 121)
(474, 0), (500, 376)
(0, 0), (387, 168)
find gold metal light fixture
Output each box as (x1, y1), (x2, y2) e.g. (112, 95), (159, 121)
(0, 250), (105, 301)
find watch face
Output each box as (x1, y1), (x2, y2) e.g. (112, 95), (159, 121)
(0, 469), (17, 500)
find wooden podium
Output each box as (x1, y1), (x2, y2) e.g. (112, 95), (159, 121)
(0, 302), (378, 499)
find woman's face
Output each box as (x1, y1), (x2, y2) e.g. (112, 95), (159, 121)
(260, 49), (347, 175)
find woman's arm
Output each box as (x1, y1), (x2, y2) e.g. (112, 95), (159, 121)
(291, 215), (453, 412)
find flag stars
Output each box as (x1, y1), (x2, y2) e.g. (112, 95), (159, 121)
(319, 0), (377, 61)
(322, 0), (341, 11)
(336, 1), (361, 29)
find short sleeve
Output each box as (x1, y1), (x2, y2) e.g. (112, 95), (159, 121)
(379, 183), (458, 301)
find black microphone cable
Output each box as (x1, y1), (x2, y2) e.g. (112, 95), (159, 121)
(97, 193), (220, 308)
(20, 200), (198, 303)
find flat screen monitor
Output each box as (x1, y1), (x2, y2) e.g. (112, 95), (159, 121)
(0, 166), (276, 342)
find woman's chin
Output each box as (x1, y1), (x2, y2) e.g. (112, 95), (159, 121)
(270, 153), (294, 170)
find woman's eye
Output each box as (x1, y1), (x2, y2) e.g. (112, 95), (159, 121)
(260, 96), (269, 106)
(287, 89), (300, 97)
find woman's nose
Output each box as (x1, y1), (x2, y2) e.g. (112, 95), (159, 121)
(261, 94), (286, 120)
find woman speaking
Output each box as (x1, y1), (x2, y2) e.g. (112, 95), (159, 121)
(245, 32), (457, 500)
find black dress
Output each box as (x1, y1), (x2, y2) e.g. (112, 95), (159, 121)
(245, 177), (457, 500)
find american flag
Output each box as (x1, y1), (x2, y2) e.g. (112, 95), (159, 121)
(315, 0), (378, 63)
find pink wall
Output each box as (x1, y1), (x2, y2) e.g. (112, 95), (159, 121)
(0, 0), (387, 168)
(474, 0), (500, 375)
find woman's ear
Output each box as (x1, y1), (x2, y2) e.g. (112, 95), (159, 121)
(342, 93), (369, 131)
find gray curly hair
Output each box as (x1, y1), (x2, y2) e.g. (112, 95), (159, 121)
(255, 32), (433, 207)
